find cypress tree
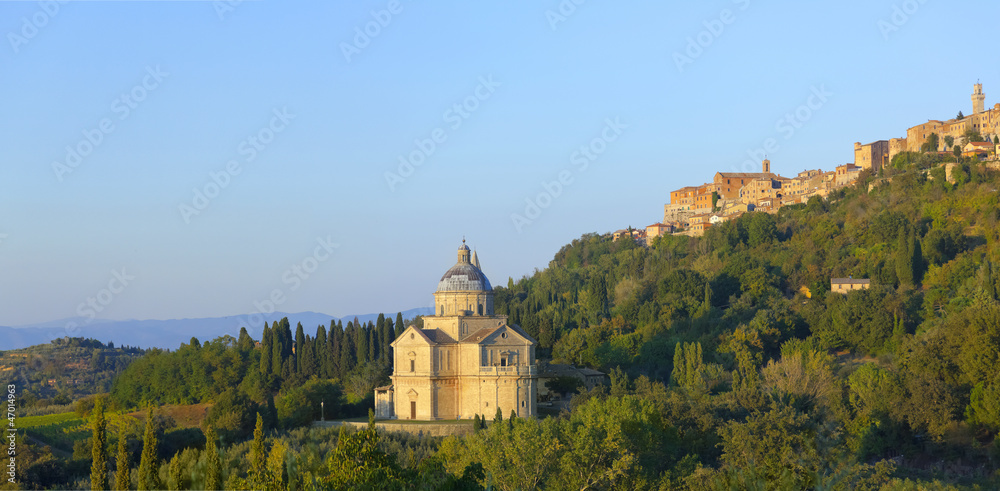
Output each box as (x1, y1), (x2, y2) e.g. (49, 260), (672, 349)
(204, 426), (221, 491)
(353, 319), (368, 365)
(494, 407), (503, 425)
(91, 398), (109, 491)
(395, 312), (405, 337)
(473, 414), (481, 433)
(168, 452), (182, 490)
(303, 334), (318, 378)
(315, 325), (328, 378)
(295, 323), (306, 374)
(896, 228), (915, 286)
(367, 321), (377, 363)
(249, 413), (267, 490)
(328, 323), (340, 379)
(238, 326), (254, 352)
(376, 314), (386, 362)
(341, 324), (356, 373)
(114, 433), (130, 491)
(260, 325), (273, 377)
(137, 407), (160, 490)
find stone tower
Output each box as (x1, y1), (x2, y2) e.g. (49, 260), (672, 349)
(762, 158), (771, 173)
(973, 82), (985, 115)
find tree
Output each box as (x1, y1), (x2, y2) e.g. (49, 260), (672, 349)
(168, 453), (183, 490)
(294, 323), (306, 374)
(249, 413), (267, 490)
(114, 433), (130, 491)
(944, 135), (955, 149)
(494, 407), (503, 426)
(395, 312), (405, 337)
(324, 421), (405, 489)
(204, 426), (221, 491)
(954, 145), (963, 159)
(265, 440), (289, 491)
(137, 407), (160, 490)
(957, 110), (964, 120)
(90, 398), (109, 491)
(921, 132), (939, 152)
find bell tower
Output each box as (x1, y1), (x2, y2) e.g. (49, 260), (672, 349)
(762, 158), (771, 174)
(973, 82), (985, 115)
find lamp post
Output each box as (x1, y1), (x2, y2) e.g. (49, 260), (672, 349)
(321, 401), (325, 422)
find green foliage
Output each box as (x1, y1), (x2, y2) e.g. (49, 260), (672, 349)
(324, 423), (406, 490)
(966, 377), (1000, 432)
(203, 426), (221, 491)
(249, 413), (267, 490)
(137, 407), (161, 490)
(90, 398), (109, 491)
(275, 378), (344, 429)
(114, 432), (130, 491)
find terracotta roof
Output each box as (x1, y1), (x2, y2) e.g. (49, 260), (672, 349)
(421, 329), (457, 344)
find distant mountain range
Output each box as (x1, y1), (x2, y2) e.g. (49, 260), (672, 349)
(0, 308), (434, 351)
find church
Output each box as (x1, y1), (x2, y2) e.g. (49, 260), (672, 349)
(374, 241), (538, 420)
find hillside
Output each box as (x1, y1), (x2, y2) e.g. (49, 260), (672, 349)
(0, 337), (145, 412)
(483, 154), (1000, 485)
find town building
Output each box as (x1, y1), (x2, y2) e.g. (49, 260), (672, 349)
(377, 242), (538, 421)
(854, 140), (889, 172)
(889, 84), (1000, 156)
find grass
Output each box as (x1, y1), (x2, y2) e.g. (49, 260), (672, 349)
(19, 412), (89, 452)
(18, 411), (79, 429)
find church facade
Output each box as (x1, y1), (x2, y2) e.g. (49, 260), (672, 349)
(374, 242), (538, 421)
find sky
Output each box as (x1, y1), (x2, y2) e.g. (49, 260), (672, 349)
(1, 0), (998, 328)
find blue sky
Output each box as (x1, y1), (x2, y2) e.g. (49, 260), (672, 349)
(1, 0), (997, 327)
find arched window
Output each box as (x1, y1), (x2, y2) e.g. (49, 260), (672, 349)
(478, 303), (483, 315)
(439, 304), (444, 316)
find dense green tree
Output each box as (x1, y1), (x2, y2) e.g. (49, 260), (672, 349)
(249, 413), (267, 490)
(114, 433), (130, 491)
(204, 426), (221, 491)
(90, 398), (109, 491)
(168, 452), (183, 490)
(137, 407), (160, 490)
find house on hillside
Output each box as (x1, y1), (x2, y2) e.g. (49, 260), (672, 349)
(831, 277), (870, 293)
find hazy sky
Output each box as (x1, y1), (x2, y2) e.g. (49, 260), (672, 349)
(1, 0), (997, 326)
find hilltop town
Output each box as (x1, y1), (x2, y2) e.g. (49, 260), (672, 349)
(615, 83), (1000, 242)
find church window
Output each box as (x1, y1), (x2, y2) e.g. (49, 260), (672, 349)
(410, 360), (415, 372)
(478, 304), (483, 315)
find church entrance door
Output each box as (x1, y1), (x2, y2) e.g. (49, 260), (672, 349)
(410, 401), (416, 420)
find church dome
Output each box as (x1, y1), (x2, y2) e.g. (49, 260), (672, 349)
(436, 241), (492, 292)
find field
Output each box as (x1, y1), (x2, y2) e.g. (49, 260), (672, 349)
(19, 412), (89, 452)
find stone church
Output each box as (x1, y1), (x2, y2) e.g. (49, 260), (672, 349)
(375, 241), (538, 420)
